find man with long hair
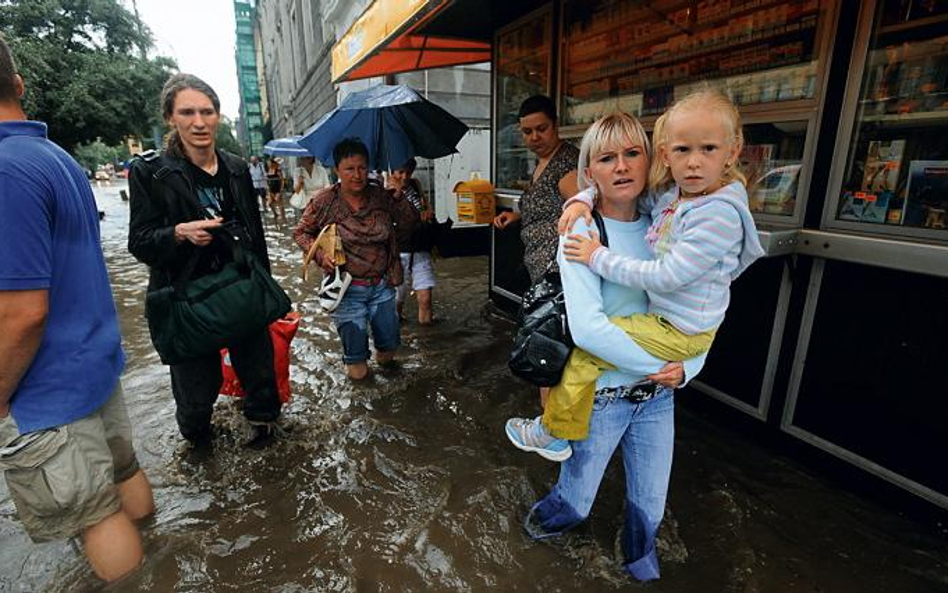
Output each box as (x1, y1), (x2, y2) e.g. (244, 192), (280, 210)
(128, 73), (283, 448)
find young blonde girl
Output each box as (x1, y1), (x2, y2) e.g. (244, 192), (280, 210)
(507, 88), (765, 462)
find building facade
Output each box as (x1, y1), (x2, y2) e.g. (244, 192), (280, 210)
(252, 0), (491, 220)
(254, 0), (336, 140)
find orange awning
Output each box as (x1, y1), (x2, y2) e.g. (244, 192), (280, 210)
(332, 0), (491, 83)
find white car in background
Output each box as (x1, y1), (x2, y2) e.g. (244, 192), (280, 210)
(752, 163), (801, 215)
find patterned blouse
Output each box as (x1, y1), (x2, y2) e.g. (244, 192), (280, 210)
(293, 183), (419, 286)
(520, 142), (580, 282)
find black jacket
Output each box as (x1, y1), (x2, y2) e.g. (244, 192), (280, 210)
(128, 150), (270, 293)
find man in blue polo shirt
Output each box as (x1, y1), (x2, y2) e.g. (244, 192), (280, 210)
(0, 33), (154, 582)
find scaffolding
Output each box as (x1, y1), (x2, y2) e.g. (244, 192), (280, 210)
(234, 0), (265, 156)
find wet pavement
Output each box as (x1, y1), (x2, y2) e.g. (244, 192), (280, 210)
(1, 180), (947, 592)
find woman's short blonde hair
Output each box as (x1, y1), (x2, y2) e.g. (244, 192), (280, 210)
(649, 86), (746, 192)
(577, 112), (651, 192)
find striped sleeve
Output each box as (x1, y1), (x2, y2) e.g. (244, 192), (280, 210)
(589, 201), (743, 292)
(562, 186), (596, 209)
(558, 228), (663, 377)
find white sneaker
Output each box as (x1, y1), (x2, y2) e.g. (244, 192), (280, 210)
(505, 416), (572, 462)
(318, 267), (351, 312)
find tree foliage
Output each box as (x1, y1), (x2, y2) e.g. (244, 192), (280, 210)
(0, 0), (176, 151)
(216, 116), (244, 157)
(73, 137), (129, 171)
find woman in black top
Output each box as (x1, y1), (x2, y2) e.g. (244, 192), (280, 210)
(265, 157), (286, 222)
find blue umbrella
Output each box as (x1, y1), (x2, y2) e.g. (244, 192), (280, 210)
(263, 136), (311, 157)
(298, 84), (469, 170)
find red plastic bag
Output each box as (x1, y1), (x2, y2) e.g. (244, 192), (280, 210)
(219, 312), (301, 403)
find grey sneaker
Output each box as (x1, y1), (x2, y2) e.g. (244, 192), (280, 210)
(505, 416), (572, 462)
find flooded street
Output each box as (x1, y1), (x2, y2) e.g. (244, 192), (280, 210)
(1, 180), (947, 592)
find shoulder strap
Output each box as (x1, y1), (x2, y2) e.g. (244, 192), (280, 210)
(591, 210), (609, 247)
(172, 229), (247, 292)
(539, 210), (609, 279)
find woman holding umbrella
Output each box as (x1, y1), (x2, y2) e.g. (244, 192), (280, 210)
(293, 138), (419, 380)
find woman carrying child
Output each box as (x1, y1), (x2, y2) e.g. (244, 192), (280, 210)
(507, 88), (764, 581)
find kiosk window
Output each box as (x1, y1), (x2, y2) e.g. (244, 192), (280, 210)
(495, 9), (553, 191)
(744, 121), (808, 216)
(560, 0), (824, 126)
(834, 2), (948, 233)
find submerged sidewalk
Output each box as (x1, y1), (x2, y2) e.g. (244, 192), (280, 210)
(0, 183), (946, 591)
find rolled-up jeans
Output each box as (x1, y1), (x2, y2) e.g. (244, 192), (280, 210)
(527, 387), (675, 582)
(330, 283), (400, 364)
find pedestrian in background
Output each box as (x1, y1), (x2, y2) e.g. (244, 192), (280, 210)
(128, 73), (283, 449)
(265, 156), (286, 221)
(0, 33), (155, 582)
(294, 155), (330, 201)
(249, 155), (267, 210)
(389, 158), (436, 324)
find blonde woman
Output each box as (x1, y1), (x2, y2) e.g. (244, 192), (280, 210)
(509, 89), (765, 462)
(508, 112), (705, 583)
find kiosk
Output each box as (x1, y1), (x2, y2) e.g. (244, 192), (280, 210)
(333, 0), (948, 509)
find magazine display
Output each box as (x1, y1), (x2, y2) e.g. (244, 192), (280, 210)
(904, 161), (948, 229)
(839, 139), (907, 224)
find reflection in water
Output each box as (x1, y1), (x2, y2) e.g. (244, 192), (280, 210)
(0, 180), (946, 592)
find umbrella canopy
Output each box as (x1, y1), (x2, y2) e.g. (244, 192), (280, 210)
(298, 84), (469, 170)
(263, 136), (311, 157)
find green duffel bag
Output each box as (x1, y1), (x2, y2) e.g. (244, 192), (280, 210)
(145, 233), (291, 365)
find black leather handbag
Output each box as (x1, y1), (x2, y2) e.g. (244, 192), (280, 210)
(508, 211), (608, 386)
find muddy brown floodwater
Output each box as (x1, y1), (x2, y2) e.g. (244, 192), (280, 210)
(1, 180), (947, 592)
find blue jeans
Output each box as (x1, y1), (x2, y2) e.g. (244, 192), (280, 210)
(330, 283), (400, 364)
(527, 387), (675, 582)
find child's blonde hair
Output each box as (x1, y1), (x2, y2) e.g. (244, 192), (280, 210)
(577, 111), (651, 193)
(649, 86), (746, 192)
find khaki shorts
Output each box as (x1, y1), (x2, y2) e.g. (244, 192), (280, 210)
(0, 385), (140, 543)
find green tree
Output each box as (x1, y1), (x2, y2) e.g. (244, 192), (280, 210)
(1, 0), (176, 151)
(216, 116), (244, 157)
(73, 138), (130, 171)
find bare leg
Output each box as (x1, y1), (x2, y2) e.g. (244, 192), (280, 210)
(82, 511), (143, 582)
(115, 469), (154, 521)
(346, 362), (369, 380)
(416, 288), (433, 324)
(267, 193), (279, 217)
(539, 387), (550, 409)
